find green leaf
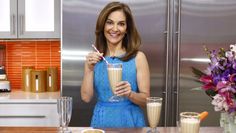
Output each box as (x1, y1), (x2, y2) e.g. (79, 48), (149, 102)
(191, 67), (207, 79)
(203, 45), (211, 58)
(205, 89), (217, 98)
(219, 48), (225, 57)
(233, 93), (236, 99)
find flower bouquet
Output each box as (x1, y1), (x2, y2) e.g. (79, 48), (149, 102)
(192, 44), (236, 113)
(192, 44), (236, 132)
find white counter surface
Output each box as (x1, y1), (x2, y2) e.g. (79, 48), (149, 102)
(0, 90), (60, 103)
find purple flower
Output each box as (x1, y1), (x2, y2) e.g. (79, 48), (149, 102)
(210, 57), (219, 70)
(212, 75), (221, 85)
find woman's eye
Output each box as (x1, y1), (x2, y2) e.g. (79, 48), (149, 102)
(118, 23), (125, 26)
(106, 21), (113, 25)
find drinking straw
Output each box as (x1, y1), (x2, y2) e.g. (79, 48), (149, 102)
(92, 44), (109, 65)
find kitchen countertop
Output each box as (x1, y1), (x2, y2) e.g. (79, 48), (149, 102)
(0, 127), (223, 133)
(0, 90), (60, 103)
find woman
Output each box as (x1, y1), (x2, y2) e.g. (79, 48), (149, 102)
(81, 2), (150, 128)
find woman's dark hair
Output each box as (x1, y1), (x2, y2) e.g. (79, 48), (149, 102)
(95, 2), (141, 61)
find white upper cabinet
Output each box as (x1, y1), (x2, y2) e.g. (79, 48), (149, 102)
(0, 0), (60, 39)
(0, 0), (17, 38)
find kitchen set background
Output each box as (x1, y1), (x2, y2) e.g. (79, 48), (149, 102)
(0, 40), (61, 91)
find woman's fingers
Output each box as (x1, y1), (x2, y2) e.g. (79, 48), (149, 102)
(116, 81), (128, 86)
(92, 52), (102, 60)
(86, 52), (103, 65)
(87, 52), (101, 61)
(115, 81), (132, 97)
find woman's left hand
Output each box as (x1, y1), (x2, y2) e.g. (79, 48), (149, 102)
(114, 81), (132, 97)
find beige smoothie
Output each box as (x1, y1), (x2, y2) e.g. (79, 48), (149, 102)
(107, 67), (122, 93)
(180, 118), (200, 133)
(147, 102), (162, 128)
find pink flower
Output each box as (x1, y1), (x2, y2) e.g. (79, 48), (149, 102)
(216, 81), (228, 91)
(199, 75), (215, 90)
(211, 94), (229, 112)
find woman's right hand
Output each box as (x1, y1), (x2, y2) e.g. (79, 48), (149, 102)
(86, 52), (103, 71)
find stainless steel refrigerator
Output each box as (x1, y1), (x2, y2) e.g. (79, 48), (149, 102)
(62, 0), (236, 126)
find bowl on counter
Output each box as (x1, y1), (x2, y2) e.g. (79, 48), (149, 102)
(81, 129), (105, 133)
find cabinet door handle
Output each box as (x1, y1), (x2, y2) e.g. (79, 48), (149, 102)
(11, 15), (16, 35)
(0, 115), (46, 118)
(20, 15), (25, 35)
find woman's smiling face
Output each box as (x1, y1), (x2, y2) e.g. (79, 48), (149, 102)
(104, 10), (127, 46)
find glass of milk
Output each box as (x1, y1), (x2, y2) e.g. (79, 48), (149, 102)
(180, 112), (200, 133)
(146, 97), (163, 133)
(107, 63), (123, 102)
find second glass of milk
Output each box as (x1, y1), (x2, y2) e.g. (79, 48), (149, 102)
(146, 97), (162, 133)
(180, 112), (200, 133)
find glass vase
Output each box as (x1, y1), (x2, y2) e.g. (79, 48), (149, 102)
(220, 112), (236, 133)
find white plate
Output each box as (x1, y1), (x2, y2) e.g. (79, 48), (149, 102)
(81, 129), (105, 133)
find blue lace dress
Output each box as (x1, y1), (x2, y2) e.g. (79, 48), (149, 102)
(91, 56), (146, 128)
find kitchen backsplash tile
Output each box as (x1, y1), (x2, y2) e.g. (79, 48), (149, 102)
(0, 40), (61, 90)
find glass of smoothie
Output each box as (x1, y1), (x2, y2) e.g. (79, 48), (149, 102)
(180, 112), (200, 133)
(146, 97), (162, 133)
(107, 63), (123, 102)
